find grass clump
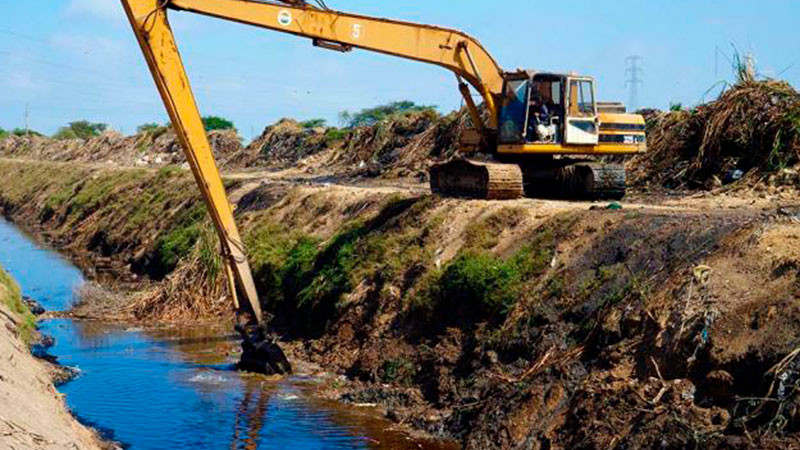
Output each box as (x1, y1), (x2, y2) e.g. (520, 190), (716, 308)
(429, 251), (522, 320)
(416, 221), (558, 326)
(151, 205), (208, 278)
(245, 222), (320, 311)
(0, 267), (36, 345)
(324, 128), (350, 144)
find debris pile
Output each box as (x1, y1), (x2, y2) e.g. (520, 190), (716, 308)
(629, 80), (800, 190)
(244, 109), (465, 179)
(0, 128), (245, 169)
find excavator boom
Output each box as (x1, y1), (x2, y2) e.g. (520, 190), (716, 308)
(166, 0), (503, 129)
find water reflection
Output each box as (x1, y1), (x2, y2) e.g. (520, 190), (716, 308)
(231, 379), (272, 450)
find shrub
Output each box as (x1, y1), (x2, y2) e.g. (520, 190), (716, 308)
(202, 116), (235, 131)
(324, 128), (349, 143)
(137, 122), (164, 134)
(430, 251), (522, 321)
(150, 205), (208, 278)
(380, 357), (416, 386)
(53, 121), (107, 140)
(52, 128), (78, 140)
(10, 128), (43, 137)
(299, 118), (326, 129)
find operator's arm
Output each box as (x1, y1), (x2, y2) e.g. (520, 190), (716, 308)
(168, 0), (504, 128)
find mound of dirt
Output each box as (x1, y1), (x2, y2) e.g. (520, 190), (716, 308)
(2, 157), (800, 448)
(629, 80), (800, 190)
(243, 109), (466, 179)
(243, 119), (330, 168)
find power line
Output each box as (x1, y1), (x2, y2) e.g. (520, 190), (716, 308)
(625, 55), (643, 112)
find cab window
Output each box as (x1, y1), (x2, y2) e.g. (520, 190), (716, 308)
(569, 79), (595, 117)
(498, 79), (529, 143)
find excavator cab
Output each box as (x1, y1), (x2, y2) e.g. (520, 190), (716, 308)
(498, 72), (599, 147)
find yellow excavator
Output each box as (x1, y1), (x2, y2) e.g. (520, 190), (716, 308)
(120, 0), (647, 373)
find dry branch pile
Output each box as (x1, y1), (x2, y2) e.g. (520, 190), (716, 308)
(629, 80), (800, 189)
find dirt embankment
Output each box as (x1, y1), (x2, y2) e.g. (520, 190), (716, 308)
(0, 267), (106, 450)
(0, 156), (799, 448)
(0, 108), (464, 180)
(0, 127), (246, 170)
(3, 80), (797, 195)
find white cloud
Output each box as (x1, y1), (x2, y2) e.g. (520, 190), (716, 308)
(65, 0), (124, 21)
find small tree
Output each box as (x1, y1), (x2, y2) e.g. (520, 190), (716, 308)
(202, 116), (235, 131)
(299, 118), (327, 129)
(137, 122), (162, 133)
(0, 128), (7, 139)
(53, 121), (107, 140)
(338, 111), (352, 127)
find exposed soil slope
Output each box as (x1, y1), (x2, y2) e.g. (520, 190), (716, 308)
(0, 267), (105, 450)
(0, 158), (798, 448)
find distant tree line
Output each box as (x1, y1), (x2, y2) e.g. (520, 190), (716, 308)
(1, 101), (437, 141)
(338, 101), (437, 128)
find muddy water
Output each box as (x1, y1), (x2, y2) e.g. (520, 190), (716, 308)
(0, 219), (452, 450)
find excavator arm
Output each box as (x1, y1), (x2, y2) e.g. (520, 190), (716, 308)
(122, 0), (294, 375)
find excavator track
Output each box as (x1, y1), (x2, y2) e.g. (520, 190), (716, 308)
(430, 159), (626, 200)
(522, 162), (626, 200)
(430, 159), (524, 200)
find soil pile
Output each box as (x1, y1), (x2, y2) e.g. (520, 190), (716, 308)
(244, 109), (465, 179)
(629, 80), (800, 190)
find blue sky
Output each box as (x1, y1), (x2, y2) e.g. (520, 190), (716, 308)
(1, 0), (799, 141)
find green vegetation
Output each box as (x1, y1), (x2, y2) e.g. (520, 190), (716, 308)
(202, 116), (235, 132)
(339, 101), (438, 128)
(414, 211), (571, 326)
(324, 128), (349, 143)
(380, 357), (416, 386)
(299, 118), (327, 129)
(669, 102), (683, 111)
(0, 127), (42, 138)
(0, 266), (36, 345)
(14, 128), (44, 137)
(53, 120), (108, 140)
(137, 122), (165, 134)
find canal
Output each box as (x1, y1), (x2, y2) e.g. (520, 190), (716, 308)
(0, 219), (450, 449)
